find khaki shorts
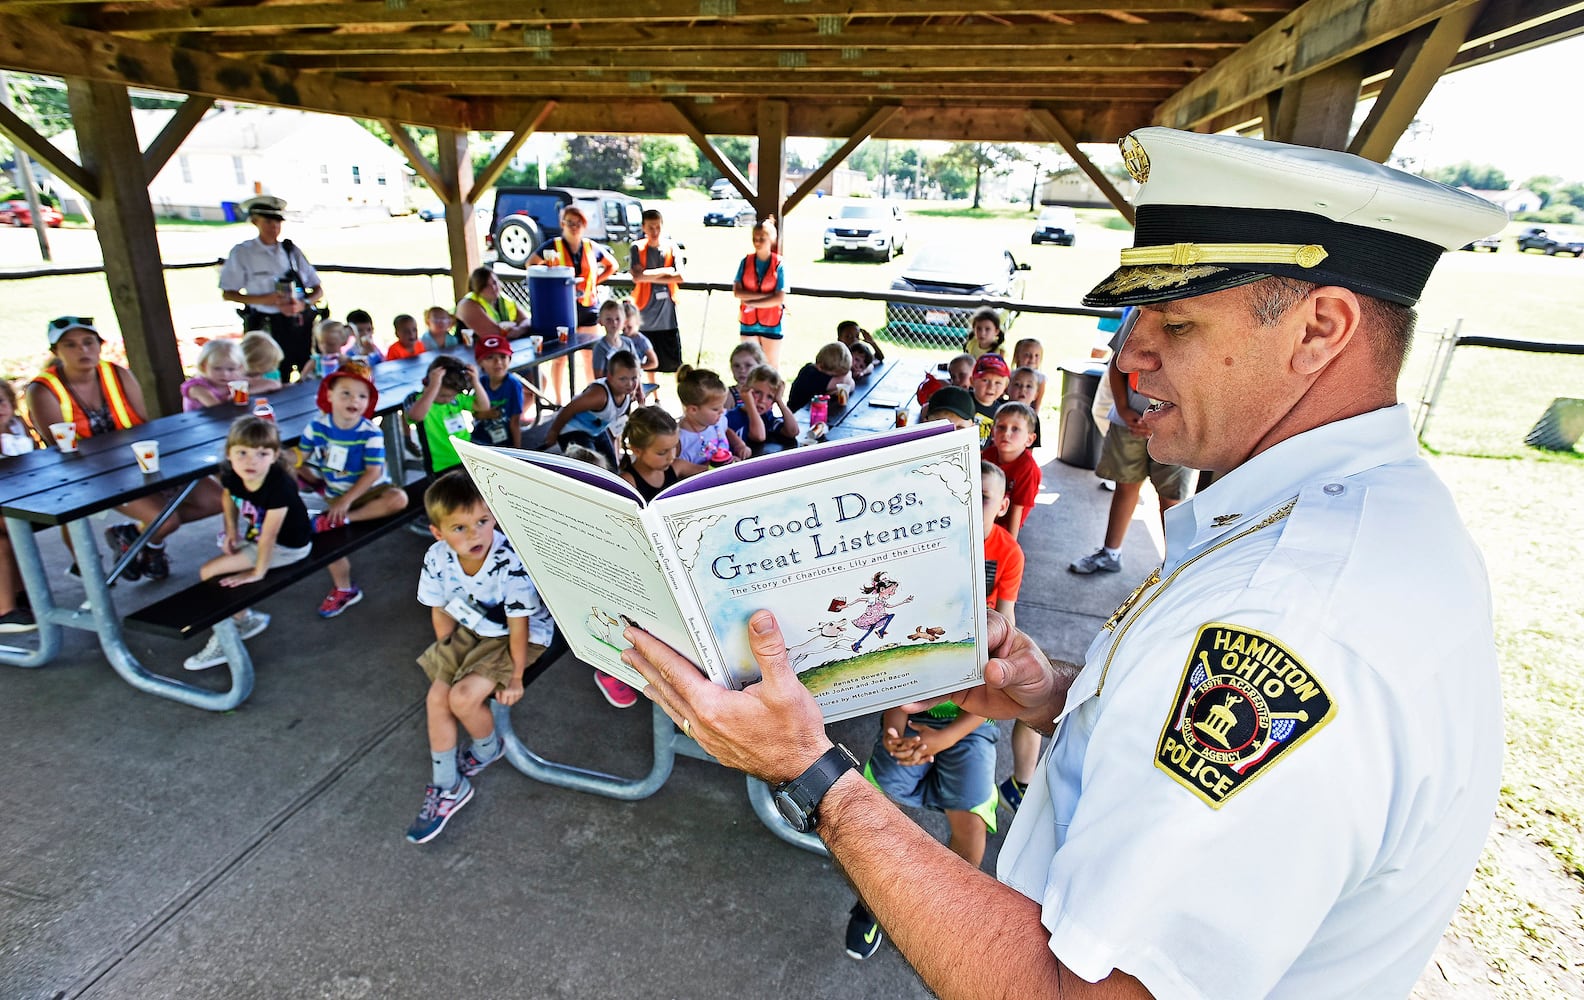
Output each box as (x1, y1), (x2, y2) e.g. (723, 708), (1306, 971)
(418, 624), (546, 692)
(1095, 422), (1195, 500)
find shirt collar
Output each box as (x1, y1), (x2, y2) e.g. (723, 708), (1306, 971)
(1165, 404), (1418, 554)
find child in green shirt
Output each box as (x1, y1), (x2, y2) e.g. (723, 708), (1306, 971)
(405, 355), (490, 474)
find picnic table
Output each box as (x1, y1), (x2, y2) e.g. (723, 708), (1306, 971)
(0, 334), (596, 711)
(791, 357), (928, 443)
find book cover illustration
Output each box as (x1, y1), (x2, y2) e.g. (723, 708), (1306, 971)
(655, 441), (986, 721)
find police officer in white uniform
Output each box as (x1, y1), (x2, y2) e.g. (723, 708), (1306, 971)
(219, 195), (324, 381)
(622, 127), (1507, 1000)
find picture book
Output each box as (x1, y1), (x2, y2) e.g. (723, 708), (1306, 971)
(453, 424), (987, 723)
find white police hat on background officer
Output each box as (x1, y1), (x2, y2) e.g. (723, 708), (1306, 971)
(1084, 127), (1510, 309)
(241, 195), (287, 220)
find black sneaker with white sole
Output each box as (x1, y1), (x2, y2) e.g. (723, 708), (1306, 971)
(845, 903), (883, 960)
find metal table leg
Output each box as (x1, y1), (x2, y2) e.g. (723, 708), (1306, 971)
(0, 515), (62, 668)
(493, 699), (827, 855)
(64, 518), (254, 711)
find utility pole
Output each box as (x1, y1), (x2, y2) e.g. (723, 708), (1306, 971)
(0, 71), (52, 261)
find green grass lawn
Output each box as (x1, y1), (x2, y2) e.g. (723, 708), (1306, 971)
(2, 199), (1580, 994)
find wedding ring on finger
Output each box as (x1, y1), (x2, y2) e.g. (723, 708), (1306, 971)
(681, 718), (693, 739)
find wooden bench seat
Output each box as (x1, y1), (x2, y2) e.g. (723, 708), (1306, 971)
(124, 479), (431, 642)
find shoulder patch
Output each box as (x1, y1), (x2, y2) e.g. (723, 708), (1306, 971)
(1155, 623), (1335, 809)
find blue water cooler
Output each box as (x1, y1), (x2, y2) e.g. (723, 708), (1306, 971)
(526, 265), (577, 339)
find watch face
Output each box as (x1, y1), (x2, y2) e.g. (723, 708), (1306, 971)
(774, 790), (812, 833)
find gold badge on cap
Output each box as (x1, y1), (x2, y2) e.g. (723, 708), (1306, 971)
(1120, 134), (1150, 184)
(1155, 623), (1335, 808)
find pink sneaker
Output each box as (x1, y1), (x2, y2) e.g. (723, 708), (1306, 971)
(593, 670), (638, 709)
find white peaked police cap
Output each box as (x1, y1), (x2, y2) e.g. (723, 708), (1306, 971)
(242, 195), (287, 219)
(1084, 127), (1510, 308)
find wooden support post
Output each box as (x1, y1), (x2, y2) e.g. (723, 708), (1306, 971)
(436, 128), (479, 305)
(1268, 57), (1367, 150)
(1349, 2), (1485, 162)
(65, 78), (182, 417)
(670, 103), (754, 201)
(755, 100), (788, 250)
(1027, 107), (1135, 225)
(783, 105), (898, 216)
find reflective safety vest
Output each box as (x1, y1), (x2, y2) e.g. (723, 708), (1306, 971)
(32, 361), (142, 438)
(738, 252), (783, 328)
(553, 237), (597, 307)
(631, 240), (680, 310)
(463, 290), (519, 326)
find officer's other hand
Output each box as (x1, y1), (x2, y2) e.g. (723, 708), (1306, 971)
(908, 611), (1075, 732)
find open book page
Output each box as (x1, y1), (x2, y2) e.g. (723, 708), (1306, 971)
(652, 424), (987, 723)
(454, 440), (703, 692)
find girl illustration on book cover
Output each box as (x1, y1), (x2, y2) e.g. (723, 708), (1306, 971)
(838, 571), (914, 653)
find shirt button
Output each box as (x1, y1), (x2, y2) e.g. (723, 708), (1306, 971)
(1323, 483), (1345, 496)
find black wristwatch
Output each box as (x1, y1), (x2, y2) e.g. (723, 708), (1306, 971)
(773, 743), (860, 833)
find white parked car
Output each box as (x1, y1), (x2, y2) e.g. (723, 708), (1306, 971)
(822, 202), (908, 262)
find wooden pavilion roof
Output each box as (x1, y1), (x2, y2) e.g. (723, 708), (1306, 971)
(0, 1), (1579, 143)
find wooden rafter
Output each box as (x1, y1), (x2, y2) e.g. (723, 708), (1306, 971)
(670, 102), (754, 201)
(141, 94), (213, 180)
(381, 119), (449, 199)
(784, 105), (899, 215)
(466, 99), (556, 201)
(1348, 1), (1486, 160)
(0, 97), (98, 197)
(1027, 106), (1135, 224)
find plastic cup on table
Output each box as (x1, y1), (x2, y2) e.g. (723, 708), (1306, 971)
(556, 326), (569, 345)
(228, 380), (249, 405)
(131, 440), (160, 474)
(49, 421), (78, 453)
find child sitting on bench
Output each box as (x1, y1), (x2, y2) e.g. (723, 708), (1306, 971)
(405, 469), (555, 844)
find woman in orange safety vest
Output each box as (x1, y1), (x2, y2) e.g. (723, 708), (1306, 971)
(733, 217), (787, 368)
(26, 317), (222, 581)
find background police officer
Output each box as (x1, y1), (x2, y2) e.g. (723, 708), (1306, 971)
(220, 195), (324, 381)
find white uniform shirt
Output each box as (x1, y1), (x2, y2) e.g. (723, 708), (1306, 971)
(997, 405), (1501, 1000)
(417, 531), (555, 646)
(218, 237), (321, 315)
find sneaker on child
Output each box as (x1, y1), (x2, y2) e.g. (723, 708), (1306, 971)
(404, 777), (474, 844)
(183, 610), (270, 671)
(594, 670), (638, 709)
(458, 740), (505, 778)
(1069, 547), (1122, 575)
(844, 903), (883, 960)
(999, 776), (1027, 814)
(140, 544), (170, 581)
(103, 523), (143, 582)
(317, 586), (363, 618)
(0, 607), (36, 633)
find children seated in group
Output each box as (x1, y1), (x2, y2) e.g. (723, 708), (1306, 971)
(406, 355), (490, 475)
(947, 353), (974, 388)
(983, 401), (1040, 542)
(963, 307), (1005, 359)
(241, 331), (285, 393)
(180, 338), (248, 411)
(979, 460), (1038, 815)
(727, 364), (800, 454)
(1007, 366), (1043, 448)
(542, 349), (642, 469)
(306, 319), (352, 379)
(968, 354), (1009, 447)
(294, 359), (409, 617)
(728, 341), (767, 410)
(618, 405), (681, 503)
(620, 300), (661, 375)
(421, 306), (459, 352)
(1011, 336), (1046, 410)
(406, 469), (555, 844)
(345, 309), (384, 364)
(470, 336), (524, 450)
(591, 300), (637, 380)
(183, 415), (315, 671)
(848, 341), (879, 381)
(835, 319), (884, 364)
(788, 342), (855, 413)
(0, 380), (37, 633)
(673, 365), (749, 476)
(385, 313), (427, 361)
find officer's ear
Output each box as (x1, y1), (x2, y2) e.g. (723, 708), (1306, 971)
(1291, 286), (1362, 377)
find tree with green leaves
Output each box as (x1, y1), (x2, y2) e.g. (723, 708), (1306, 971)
(695, 136), (753, 185)
(937, 142), (1025, 208)
(1424, 161), (1509, 191)
(637, 136), (697, 197)
(548, 134), (641, 190)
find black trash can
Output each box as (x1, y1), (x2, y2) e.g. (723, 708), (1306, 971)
(1056, 362), (1106, 469)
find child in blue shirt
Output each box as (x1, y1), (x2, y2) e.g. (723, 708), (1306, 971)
(293, 360), (409, 617)
(470, 335), (524, 450)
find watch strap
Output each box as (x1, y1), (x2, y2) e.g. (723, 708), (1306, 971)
(781, 744), (859, 819)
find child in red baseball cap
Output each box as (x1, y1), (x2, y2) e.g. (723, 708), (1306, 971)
(293, 360), (410, 617)
(969, 354), (1010, 448)
(471, 335), (524, 450)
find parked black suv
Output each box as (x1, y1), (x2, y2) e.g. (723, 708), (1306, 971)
(487, 187), (645, 268)
(1515, 226), (1584, 257)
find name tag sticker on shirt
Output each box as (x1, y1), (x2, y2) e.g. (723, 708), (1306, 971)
(1155, 623), (1335, 809)
(323, 444), (350, 472)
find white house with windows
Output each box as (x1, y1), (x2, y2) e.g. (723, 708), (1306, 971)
(49, 105), (410, 220)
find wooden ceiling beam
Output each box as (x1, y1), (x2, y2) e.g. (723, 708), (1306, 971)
(391, 83), (1186, 102)
(0, 13), (468, 128)
(344, 68), (1196, 88)
(1155, 0), (1480, 130)
(90, 1), (1302, 34)
(281, 47), (1225, 73)
(191, 19), (1268, 54)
